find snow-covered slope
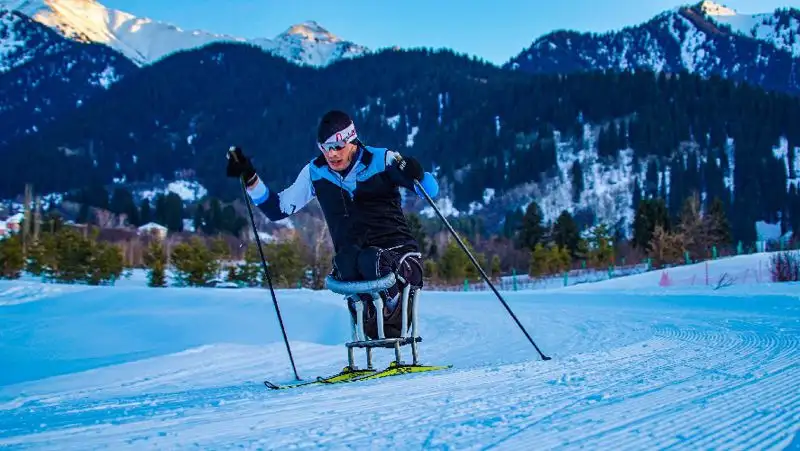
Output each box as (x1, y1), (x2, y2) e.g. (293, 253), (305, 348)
(1, 252), (799, 448)
(701, 0), (800, 57)
(0, 0), (368, 67)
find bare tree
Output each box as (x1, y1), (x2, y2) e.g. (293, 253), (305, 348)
(677, 192), (708, 259)
(649, 225), (685, 269)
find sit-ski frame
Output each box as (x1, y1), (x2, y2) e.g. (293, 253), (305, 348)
(325, 253), (422, 371)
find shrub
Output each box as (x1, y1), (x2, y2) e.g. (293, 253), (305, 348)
(0, 234), (24, 279)
(144, 238), (168, 287)
(770, 251), (800, 282)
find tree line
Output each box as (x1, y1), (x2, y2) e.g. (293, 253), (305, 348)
(4, 188), (799, 288)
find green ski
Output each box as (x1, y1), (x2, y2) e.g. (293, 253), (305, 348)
(263, 362), (452, 390)
(264, 366), (376, 390)
(349, 361), (453, 381)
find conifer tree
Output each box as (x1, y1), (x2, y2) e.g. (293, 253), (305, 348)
(517, 201), (545, 250)
(552, 210), (580, 259)
(171, 237), (219, 287)
(0, 234), (24, 279)
(144, 238), (168, 287)
(707, 197), (733, 248)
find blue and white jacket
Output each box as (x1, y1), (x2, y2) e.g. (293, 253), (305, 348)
(247, 145), (439, 253)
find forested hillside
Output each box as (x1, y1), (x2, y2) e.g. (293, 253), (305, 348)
(3, 44), (799, 243)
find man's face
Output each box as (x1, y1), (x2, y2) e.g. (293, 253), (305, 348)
(322, 142), (357, 172)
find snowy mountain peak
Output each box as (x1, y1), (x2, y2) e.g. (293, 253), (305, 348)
(281, 20), (340, 43)
(1, 0), (369, 67)
(698, 1), (737, 17)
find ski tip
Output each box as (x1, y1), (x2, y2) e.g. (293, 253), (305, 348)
(542, 355), (553, 361)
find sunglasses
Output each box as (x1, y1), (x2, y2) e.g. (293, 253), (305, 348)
(318, 141), (349, 153)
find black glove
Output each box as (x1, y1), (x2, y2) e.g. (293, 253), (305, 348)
(395, 154), (424, 181)
(226, 146), (257, 184)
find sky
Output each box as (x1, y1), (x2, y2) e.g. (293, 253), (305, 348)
(103, 0), (799, 65)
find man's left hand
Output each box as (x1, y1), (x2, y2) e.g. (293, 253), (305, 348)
(395, 155), (424, 181)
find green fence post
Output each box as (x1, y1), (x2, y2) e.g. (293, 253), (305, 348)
(684, 251), (691, 265)
(512, 268), (517, 291)
(563, 271), (568, 287)
(737, 241), (743, 255)
(463, 279), (469, 291)
(712, 245), (718, 259)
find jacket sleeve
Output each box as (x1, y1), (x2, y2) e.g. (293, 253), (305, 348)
(246, 164), (315, 221)
(384, 150), (439, 198)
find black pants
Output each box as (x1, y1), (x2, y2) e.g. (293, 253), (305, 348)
(334, 244), (424, 339)
(333, 244), (424, 299)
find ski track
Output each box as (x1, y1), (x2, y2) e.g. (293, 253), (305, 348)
(1, 278), (799, 448)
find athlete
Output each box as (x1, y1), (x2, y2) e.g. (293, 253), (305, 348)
(226, 110), (439, 339)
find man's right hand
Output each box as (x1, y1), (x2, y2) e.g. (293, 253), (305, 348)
(226, 146), (257, 183)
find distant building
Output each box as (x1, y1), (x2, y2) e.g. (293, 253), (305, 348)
(137, 222), (169, 240)
(5, 213), (24, 233)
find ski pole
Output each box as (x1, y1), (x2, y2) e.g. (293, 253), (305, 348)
(413, 178), (551, 361)
(229, 147), (301, 380)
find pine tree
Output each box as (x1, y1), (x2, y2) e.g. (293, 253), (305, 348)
(0, 234), (24, 279)
(235, 243), (262, 287)
(438, 234), (475, 283)
(491, 254), (501, 278)
(264, 238), (305, 288)
(406, 213), (429, 257)
(50, 227), (94, 284)
(140, 201), (153, 225)
(632, 198), (670, 251)
(552, 210), (580, 259)
(517, 201), (545, 250)
(171, 237), (219, 286)
(144, 238), (167, 287)
(587, 224), (615, 268)
(570, 161), (584, 204)
(707, 196), (733, 248)
(87, 241), (124, 285)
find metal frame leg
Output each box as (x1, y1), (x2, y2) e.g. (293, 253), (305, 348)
(372, 292), (385, 339)
(335, 267), (425, 371)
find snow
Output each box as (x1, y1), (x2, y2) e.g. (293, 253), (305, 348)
(1, 0), (368, 67)
(699, 0), (738, 17)
(406, 125), (418, 148)
(420, 195), (460, 218)
(1, 251), (799, 448)
(0, 9), (33, 72)
(90, 64), (118, 89)
(508, 125), (640, 235)
(137, 180), (207, 203)
(705, 2), (800, 58)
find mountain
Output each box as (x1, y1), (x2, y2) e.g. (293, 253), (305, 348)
(0, 8), (67, 72)
(0, 8), (136, 146)
(702, 1), (800, 57)
(506, 1), (800, 95)
(3, 44), (800, 244)
(0, 0), (369, 67)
